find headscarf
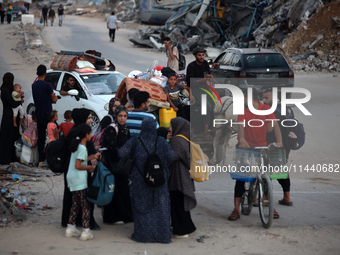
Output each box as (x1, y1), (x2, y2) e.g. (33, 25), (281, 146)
(108, 97), (121, 116)
(171, 117), (190, 140)
(139, 117), (157, 147)
(114, 105), (129, 135)
(71, 108), (91, 127)
(1, 72), (14, 91)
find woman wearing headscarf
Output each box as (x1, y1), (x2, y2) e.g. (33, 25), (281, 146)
(118, 117), (176, 243)
(61, 108), (101, 230)
(0, 73), (22, 164)
(168, 117), (197, 238)
(101, 105), (133, 224)
(100, 97), (121, 130)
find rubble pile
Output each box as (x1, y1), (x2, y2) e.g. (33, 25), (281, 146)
(0, 163), (55, 227)
(12, 24), (55, 66)
(278, 1), (340, 72)
(129, 0), (339, 72)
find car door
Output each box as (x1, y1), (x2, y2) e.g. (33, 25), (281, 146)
(218, 51), (235, 81)
(210, 52), (226, 79)
(53, 73), (88, 124)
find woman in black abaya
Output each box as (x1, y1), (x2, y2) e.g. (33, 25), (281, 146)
(0, 73), (22, 165)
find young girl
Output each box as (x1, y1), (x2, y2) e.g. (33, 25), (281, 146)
(47, 110), (59, 143)
(65, 123), (95, 241)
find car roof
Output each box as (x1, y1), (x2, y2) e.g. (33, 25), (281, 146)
(227, 48), (280, 54)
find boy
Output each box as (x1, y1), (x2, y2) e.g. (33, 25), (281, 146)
(163, 73), (190, 121)
(12, 84), (25, 127)
(228, 88), (283, 221)
(125, 88), (139, 111)
(59, 110), (74, 137)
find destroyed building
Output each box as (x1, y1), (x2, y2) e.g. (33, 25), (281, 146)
(129, 0), (340, 72)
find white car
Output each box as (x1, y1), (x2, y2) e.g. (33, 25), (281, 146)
(24, 69), (126, 126)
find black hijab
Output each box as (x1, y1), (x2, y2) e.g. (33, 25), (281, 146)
(72, 108), (91, 127)
(114, 105), (129, 135)
(1, 72), (14, 91)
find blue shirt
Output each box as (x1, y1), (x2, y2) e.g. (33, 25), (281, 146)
(66, 144), (88, 192)
(32, 80), (53, 118)
(126, 111), (159, 137)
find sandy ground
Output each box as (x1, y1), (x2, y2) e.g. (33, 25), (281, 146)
(1, 16), (340, 255)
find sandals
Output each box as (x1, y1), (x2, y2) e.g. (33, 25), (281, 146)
(273, 209), (280, 219)
(279, 199), (293, 206)
(228, 210), (240, 221)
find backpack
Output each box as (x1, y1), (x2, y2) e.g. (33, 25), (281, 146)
(92, 122), (118, 148)
(275, 108), (305, 150)
(46, 136), (67, 173)
(176, 135), (211, 182)
(91, 114), (113, 137)
(171, 46), (186, 71)
(23, 114), (33, 131)
(22, 122), (38, 148)
(87, 161), (115, 206)
(137, 137), (165, 187)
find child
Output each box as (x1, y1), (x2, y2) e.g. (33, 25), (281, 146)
(12, 84), (25, 127)
(163, 73), (190, 121)
(60, 110), (74, 137)
(65, 123), (95, 241)
(125, 88), (139, 111)
(47, 110), (59, 143)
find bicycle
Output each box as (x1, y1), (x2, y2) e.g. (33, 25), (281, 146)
(230, 144), (287, 228)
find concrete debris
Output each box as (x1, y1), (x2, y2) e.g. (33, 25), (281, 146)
(116, 0), (137, 21)
(309, 34), (323, 49)
(128, 0), (339, 73)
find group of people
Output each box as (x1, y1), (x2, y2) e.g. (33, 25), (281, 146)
(59, 97), (196, 242)
(0, 3), (17, 25)
(163, 43), (294, 221)
(58, 103), (197, 242)
(0, 42), (295, 242)
(42, 4), (64, 27)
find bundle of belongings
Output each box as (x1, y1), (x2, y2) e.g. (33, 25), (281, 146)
(50, 50), (116, 72)
(115, 77), (170, 109)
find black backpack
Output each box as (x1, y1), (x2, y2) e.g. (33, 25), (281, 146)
(46, 136), (67, 174)
(172, 46), (186, 71)
(137, 137), (165, 187)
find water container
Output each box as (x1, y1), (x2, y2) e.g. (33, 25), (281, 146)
(159, 107), (177, 128)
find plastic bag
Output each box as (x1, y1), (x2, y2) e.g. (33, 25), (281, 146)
(150, 76), (168, 88)
(40, 17), (43, 23)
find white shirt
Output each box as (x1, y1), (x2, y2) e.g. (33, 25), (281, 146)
(107, 15), (118, 29)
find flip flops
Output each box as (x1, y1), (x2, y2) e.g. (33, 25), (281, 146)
(279, 199), (293, 206)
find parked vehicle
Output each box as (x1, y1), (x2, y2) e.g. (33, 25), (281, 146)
(24, 70), (126, 127)
(210, 48), (294, 98)
(12, 6), (22, 21)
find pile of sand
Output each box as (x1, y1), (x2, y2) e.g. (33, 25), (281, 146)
(278, 1), (340, 72)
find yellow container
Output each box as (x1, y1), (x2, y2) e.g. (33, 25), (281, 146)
(159, 107), (177, 128)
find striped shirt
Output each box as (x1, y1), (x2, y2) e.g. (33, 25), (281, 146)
(126, 111), (159, 137)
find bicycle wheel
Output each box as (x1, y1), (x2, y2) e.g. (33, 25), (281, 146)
(258, 174), (274, 228)
(241, 181), (255, 215)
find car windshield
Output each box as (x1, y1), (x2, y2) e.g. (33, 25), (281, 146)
(244, 54), (287, 68)
(80, 73), (125, 95)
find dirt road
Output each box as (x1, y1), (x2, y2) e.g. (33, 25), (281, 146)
(0, 16), (340, 255)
